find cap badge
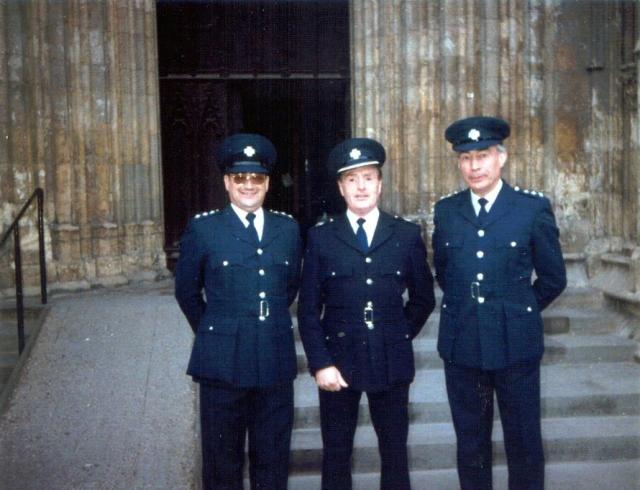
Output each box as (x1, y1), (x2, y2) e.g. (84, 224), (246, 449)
(349, 148), (361, 160)
(243, 146), (256, 157)
(468, 129), (481, 141)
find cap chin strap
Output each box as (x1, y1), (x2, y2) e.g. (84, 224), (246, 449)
(338, 160), (380, 173)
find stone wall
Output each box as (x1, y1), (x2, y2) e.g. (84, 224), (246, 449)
(0, 0), (165, 294)
(0, 0), (638, 294)
(351, 0), (639, 257)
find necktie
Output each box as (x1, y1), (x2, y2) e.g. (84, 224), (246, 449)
(478, 197), (488, 224)
(246, 212), (260, 243)
(356, 218), (368, 252)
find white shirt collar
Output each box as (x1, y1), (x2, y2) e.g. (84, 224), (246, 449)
(230, 203), (264, 240)
(346, 207), (380, 246)
(470, 180), (503, 216)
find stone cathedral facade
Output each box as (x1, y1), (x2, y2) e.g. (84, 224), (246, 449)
(0, 1), (638, 313)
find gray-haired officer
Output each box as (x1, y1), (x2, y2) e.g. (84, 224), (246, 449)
(432, 117), (567, 489)
(298, 138), (436, 490)
(175, 133), (302, 490)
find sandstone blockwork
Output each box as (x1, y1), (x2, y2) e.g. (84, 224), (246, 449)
(351, 0), (639, 254)
(0, 0), (164, 293)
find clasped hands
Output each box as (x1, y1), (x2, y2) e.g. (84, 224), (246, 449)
(314, 366), (349, 392)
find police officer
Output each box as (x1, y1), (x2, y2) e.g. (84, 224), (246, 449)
(432, 117), (567, 490)
(174, 133), (302, 490)
(298, 138), (436, 490)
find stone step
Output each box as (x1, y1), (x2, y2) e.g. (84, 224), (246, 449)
(591, 255), (635, 293)
(294, 333), (637, 373)
(0, 333), (30, 353)
(0, 303), (46, 321)
(287, 460), (640, 490)
(289, 415), (640, 474)
(292, 362), (640, 428)
(0, 366), (12, 386)
(0, 352), (19, 368)
(0, 306), (48, 415)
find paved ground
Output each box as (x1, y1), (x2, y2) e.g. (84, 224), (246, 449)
(0, 280), (198, 490)
(1, 282), (639, 490)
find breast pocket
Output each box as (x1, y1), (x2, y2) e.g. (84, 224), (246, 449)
(208, 251), (248, 295)
(496, 235), (532, 277)
(440, 234), (464, 274)
(379, 263), (406, 295)
(268, 252), (293, 286)
(322, 263), (353, 286)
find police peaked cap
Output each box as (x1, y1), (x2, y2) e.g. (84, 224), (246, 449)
(445, 116), (510, 152)
(216, 133), (277, 174)
(328, 137), (386, 177)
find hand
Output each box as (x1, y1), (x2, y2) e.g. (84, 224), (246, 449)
(315, 366), (349, 392)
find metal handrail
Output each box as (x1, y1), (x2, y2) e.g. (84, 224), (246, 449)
(0, 188), (47, 354)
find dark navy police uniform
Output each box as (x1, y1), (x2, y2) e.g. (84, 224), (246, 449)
(298, 138), (436, 490)
(433, 118), (567, 490)
(175, 134), (302, 490)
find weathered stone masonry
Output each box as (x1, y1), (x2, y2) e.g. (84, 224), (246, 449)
(0, 0), (638, 301)
(0, 0), (164, 293)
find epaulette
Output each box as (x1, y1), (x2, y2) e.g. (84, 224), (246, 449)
(194, 209), (219, 219)
(513, 186), (545, 198)
(315, 217), (334, 227)
(437, 189), (463, 202)
(269, 209), (294, 219)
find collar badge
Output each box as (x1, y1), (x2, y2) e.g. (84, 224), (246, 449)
(468, 129), (481, 141)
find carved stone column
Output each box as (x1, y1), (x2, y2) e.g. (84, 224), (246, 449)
(0, 0), (164, 293)
(350, 0), (635, 255)
(351, 0), (548, 228)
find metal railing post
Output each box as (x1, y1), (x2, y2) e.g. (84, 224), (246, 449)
(37, 188), (47, 305)
(1, 188), (47, 355)
(13, 225), (26, 354)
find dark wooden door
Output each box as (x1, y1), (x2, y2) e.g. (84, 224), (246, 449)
(157, 0), (350, 265)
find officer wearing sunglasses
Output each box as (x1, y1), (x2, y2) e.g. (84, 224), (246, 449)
(175, 133), (302, 490)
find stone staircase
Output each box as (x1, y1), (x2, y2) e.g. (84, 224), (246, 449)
(285, 289), (640, 489)
(0, 301), (47, 414)
(591, 244), (640, 321)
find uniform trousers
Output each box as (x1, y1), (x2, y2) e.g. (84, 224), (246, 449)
(444, 360), (544, 490)
(199, 380), (294, 490)
(319, 383), (411, 490)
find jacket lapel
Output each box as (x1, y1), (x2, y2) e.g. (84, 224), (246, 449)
(368, 211), (395, 253)
(455, 189), (479, 227)
(260, 211), (283, 248)
(332, 214), (365, 254)
(222, 205), (255, 246)
(481, 182), (514, 228)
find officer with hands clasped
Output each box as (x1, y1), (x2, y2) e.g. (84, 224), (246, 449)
(298, 138), (436, 490)
(432, 117), (567, 490)
(174, 133), (302, 490)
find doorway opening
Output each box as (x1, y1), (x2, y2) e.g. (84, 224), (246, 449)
(156, 0), (351, 267)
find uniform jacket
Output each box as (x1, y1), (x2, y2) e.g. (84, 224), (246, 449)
(175, 205), (302, 387)
(298, 210), (435, 392)
(432, 181), (567, 370)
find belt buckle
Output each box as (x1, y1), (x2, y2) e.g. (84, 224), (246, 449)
(470, 281), (480, 299)
(363, 301), (374, 328)
(259, 300), (270, 320)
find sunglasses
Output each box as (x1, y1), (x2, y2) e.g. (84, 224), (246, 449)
(230, 173), (268, 185)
